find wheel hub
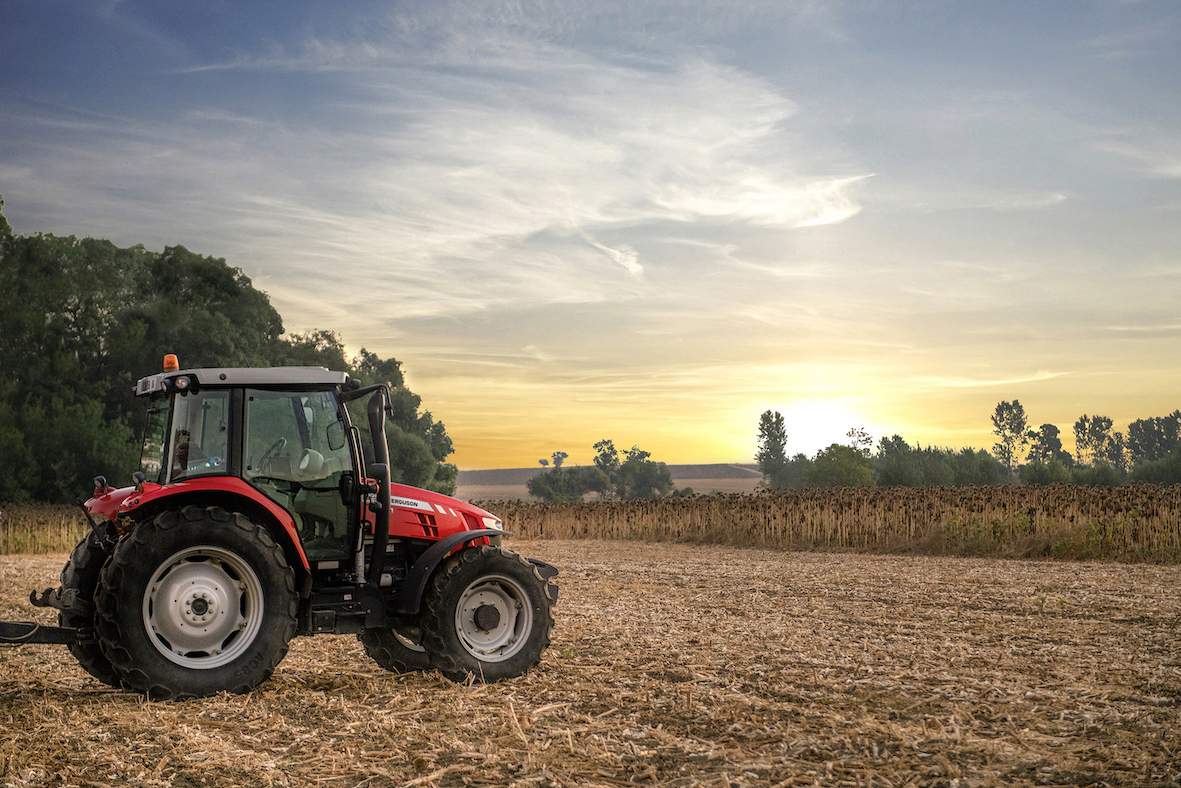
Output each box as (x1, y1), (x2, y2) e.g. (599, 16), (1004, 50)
(454, 574), (532, 663)
(143, 546), (264, 669)
(473, 603), (501, 631)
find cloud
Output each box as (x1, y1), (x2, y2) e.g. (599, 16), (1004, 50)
(1095, 139), (1181, 179)
(2, 26), (869, 341)
(918, 370), (1070, 389)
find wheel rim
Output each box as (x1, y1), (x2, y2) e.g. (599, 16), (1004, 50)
(454, 574), (532, 663)
(142, 545), (265, 669)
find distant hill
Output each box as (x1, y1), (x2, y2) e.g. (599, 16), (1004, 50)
(456, 463), (762, 500)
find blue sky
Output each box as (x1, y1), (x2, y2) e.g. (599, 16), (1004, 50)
(2, 1), (1180, 466)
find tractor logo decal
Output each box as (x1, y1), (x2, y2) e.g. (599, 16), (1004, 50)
(390, 496), (436, 513)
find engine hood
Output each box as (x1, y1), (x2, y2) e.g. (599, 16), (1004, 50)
(388, 482), (502, 529)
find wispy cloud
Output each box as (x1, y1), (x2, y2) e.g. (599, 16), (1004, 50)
(918, 370), (1070, 389)
(1095, 139), (1181, 179)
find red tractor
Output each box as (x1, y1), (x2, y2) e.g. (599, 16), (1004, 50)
(0, 357), (557, 698)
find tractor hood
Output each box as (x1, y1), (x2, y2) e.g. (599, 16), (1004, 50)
(388, 482), (504, 531)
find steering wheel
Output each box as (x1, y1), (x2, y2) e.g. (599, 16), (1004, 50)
(255, 437), (288, 472)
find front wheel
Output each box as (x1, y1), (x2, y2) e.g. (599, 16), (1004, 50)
(95, 506), (297, 699)
(420, 546), (556, 683)
(358, 626), (432, 673)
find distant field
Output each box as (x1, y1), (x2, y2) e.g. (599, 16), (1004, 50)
(456, 463), (762, 500)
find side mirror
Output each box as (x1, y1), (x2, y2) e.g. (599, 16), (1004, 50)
(326, 421), (346, 451)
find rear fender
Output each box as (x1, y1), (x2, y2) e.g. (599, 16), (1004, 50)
(117, 477), (311, 575)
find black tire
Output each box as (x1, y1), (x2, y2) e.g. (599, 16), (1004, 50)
(94, 505), (297, 699)
(420, 545), (556, 683)
(358, 627), (432, 673)
(59, 527), (119, 687)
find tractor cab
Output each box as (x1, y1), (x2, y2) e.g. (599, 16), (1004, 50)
(2, 356), (558, 699)
(137, 363), (359, 564)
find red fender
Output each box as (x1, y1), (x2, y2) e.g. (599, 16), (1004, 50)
(112, 477), (310, 570)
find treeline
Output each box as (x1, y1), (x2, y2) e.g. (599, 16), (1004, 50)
(756, 400), (1181, 490)
(0, 196), (456, 502)
(527, 441), (693, 502)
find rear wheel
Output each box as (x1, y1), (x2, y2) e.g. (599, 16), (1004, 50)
(358, 626), (431, 673)
(59, 527), (119, 687)
(95, 506), (297, 699)
(420, 545), (556, 682)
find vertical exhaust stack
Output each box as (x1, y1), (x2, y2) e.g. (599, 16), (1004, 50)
(366, 386), (392, 587)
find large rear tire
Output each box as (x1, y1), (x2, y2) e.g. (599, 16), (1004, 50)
(95, 506), (297, 699)
(420, 545), (556, 683)
(59, 527), (119, 687)
(358, 626), (432, 674)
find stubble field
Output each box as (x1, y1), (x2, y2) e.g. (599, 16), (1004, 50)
(2, 539), (1179, 786)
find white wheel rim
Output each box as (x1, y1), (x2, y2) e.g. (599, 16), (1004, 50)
(142, 545), (264, 669)
(454, 574), (532, 663)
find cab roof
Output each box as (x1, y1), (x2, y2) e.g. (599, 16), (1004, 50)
(135, 366), (349, 396)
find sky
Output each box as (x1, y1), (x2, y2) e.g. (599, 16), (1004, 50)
(2, 1), (1180, 468)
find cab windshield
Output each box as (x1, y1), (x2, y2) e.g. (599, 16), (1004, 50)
(167, 390), (230, 481)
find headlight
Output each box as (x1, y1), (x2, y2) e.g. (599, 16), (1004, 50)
(481, 516), (504, 531)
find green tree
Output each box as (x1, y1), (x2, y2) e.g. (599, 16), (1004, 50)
(1073, 414), (1114, 467)
(948, 447), (1009, 485)
(0, 195), (11, 254)
(1127, 411), (1181, 466)
(990, 400), (1029, 475)
(592, 439), (621, 480)
(0, 197), (457, 500)
(807, 444), (875, 487)
(755, 410), (789, 488)
(1019, 459), (1071, 485)
(616, 446), (674, 499)
(1026, 423), (1072, 465)
(590, 439), (673, 500)
(1131, 448), (1181, 484)
(527, 464), (607, 502)
(875, 435), (923, 486)
(846, 425), (873, 456)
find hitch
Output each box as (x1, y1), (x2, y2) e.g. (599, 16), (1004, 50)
(0, 620), (83, 646)
(29, 586), (79, 612)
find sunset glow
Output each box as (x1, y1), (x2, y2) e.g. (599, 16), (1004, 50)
(2, 2), (1179, 468)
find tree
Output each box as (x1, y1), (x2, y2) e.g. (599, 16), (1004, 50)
(1131, 448), (1181, 484)
(875, 435), (922, 487)
(990, 400), (1029, 474)
(846, 425), (873, 456)
(1019, 459), (1071, 485)
(1127, 411), (1181, 466)
(948, 447), (1009, 486)
(550, 451), (568, 468)
(1073, 414), (1115, 467)
(0, 198), (457, 500)
(616, 446), (674, 499)
(527, 464), (606, 503)
(590, 439), (673, 500)
(807, 444), (875, 487)
(538, 458), (549, 467)
(592, 439), (621, 479)
(755, 410), (789, 488)
(0, 195), (11, 255)
(1027, 424), (1072, 465)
